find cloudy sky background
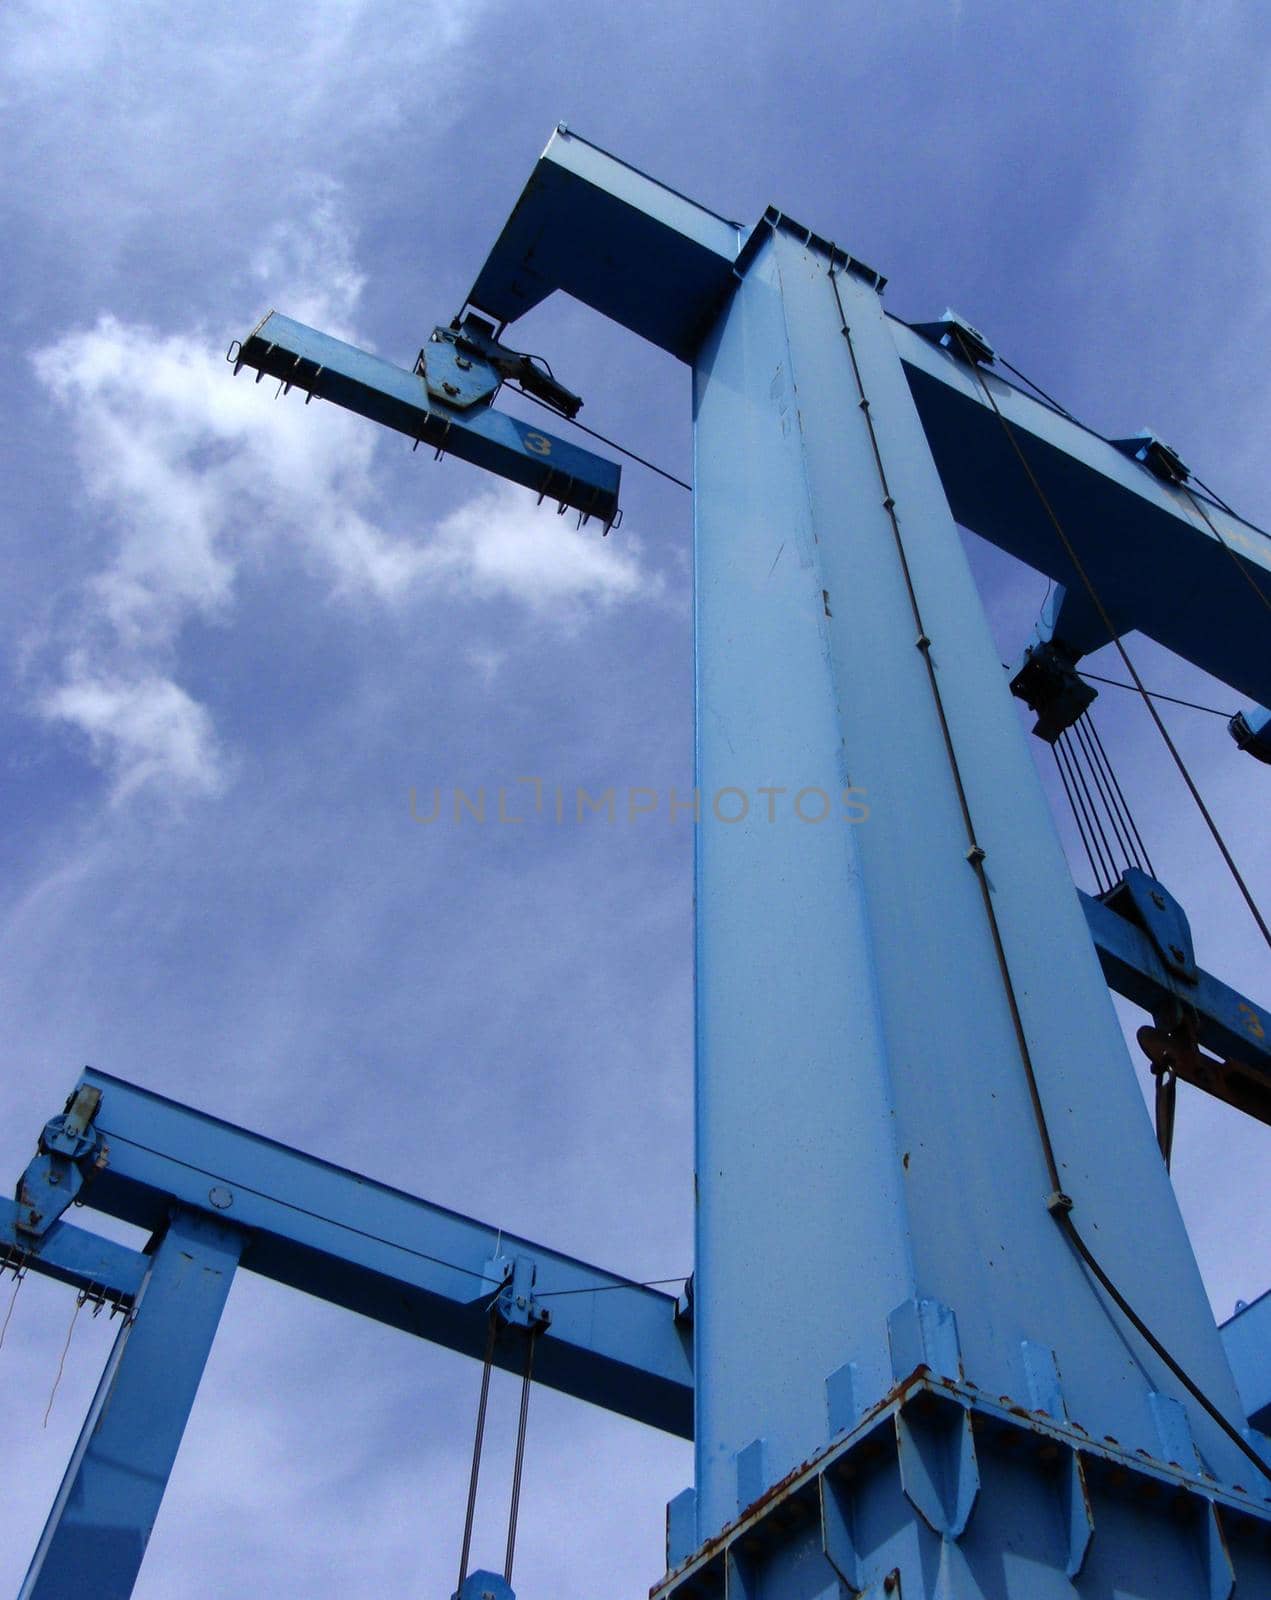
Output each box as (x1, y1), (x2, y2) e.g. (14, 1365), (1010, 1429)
(2, 2), (1268, 1594)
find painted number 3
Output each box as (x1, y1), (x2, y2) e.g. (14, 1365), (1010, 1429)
(524, 432), (553, 456)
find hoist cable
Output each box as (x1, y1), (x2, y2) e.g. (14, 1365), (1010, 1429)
(1085, 716), (1156, 878)
(456, 1310), (499, 1594)
(1070, 719), (1130, 879)
(952, 329), (1270, 952)
(1073, 715), (1146, 878)
(1077, 671), (1234, 720)
(1052, 743), (1104, 890)
(508, 384), (693, 492)
(1069, 720), (1129, 875)
(1056, 726), (1114, 889)
(503, 1329), (539, 1584)
(842, 284), (1270, 1487)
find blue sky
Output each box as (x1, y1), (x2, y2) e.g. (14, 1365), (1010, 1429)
(1, 2), (1268, 1594)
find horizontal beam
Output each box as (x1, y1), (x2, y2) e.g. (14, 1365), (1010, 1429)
(69, 1071), (693, 1437)
(468, 124), (741, 360)
(0, 1195), (147, 1304)
(1080, 890), (1271, 1121)
(1221, 1290), (1271, 1433)
(891, 316), (1271, 704)
(232, 312), (621, 527)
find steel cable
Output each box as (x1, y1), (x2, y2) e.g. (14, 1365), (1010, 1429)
(456, 1310), (499, 1594)
(503, 1329), (538, 1584)
(947, 328), (1271, 1484)
(951, 328), (1270, 951)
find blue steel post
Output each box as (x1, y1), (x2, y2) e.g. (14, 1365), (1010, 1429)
(678, 217), (1269, 1592)
(21, 1208), (242, 1600)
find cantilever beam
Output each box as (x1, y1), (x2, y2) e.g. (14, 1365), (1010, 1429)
(38, 1070), (693, 1437)
(232, 312), (621, 529)
(468, 126), (1270, 702)
(1080, 891), (1271, 1124)
(884, 321), (1271, 704)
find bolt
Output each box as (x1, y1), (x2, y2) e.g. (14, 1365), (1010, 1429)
(443, 381), (460, 396)
(1151, 891), (1165, 909)
(1169, 945), (1185, 963)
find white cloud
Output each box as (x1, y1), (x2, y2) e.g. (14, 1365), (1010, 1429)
(41, 671), (226, 804)
(421, 485), (663, 620)
(27, 198), (663, 801)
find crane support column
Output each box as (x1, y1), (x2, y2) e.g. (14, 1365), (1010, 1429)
(21, 1209), (242, 1600)
(671, 214), (1270, 1593)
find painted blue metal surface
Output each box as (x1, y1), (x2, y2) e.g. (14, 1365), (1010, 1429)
(14, 1084), (106, 1237)
(684, 211), (1265, 1580)
(892, 316), (1271, 704)
(232, 311), (621, 528)
(0, 1195), (146, 1305)
(17, 129), (1268, 1597)
(21, 1208), (242, 1600)
(454, 1571), (515, 1600)
(65, 1069), (692, 1436)
(1221, 1291), (1271, 1433)
(654, 1353), (1271, 1598)
(468, 125), (741, 361)
(1081, 889), (1271, 1079)
(470, 139), (1270, 701)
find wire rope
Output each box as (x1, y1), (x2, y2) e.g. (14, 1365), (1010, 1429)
(508, 384), (693, 492)
(456, 1309), (499, 1594)
(951, 328), (1270, 951)
(1077, 671), (1234, 720)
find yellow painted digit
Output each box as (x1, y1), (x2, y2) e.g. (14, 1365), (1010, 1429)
(524, 432), (552, 456)
(1237, 1002), (1266, 1040)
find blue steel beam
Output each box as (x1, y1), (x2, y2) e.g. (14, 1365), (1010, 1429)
(231, 312), (621, 529)
(890, 316), (1271, 704)
(467, 132), (1270, 702)
(455, 132), (1271, 1591)
(1081, 889), (1271, 1095)
(1221, 1290), (1271, 1433)
(468, 124), (742, 361)
(21, 1209), (242, 1600)
(0, 1195), (146, 1305)
(683, 210), (1268, 1586)
(69, 1070), (693, 1437)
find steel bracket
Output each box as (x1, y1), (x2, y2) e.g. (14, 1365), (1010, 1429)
(483, 1252), (551, 1333)
(912, 309), (995, 367)
(1102, 867), (1198, 985)
(14, 1086), (106, 1238)
(651, 1366), (1271, 1599)
(1111, 429), (1191, 484)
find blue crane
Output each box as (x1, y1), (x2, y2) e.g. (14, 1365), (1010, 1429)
(7, 127), (1271, 1599)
